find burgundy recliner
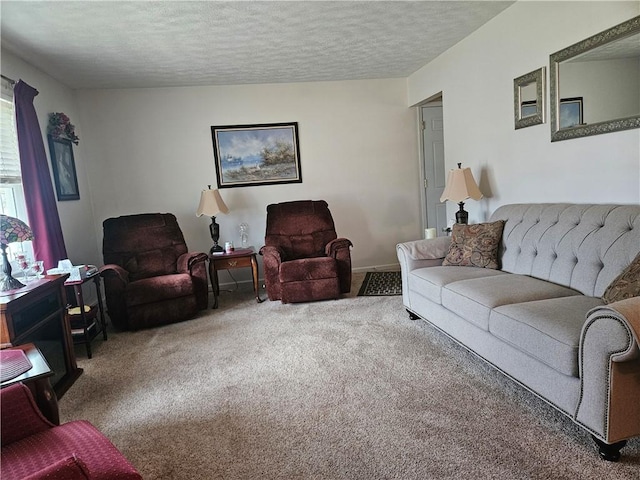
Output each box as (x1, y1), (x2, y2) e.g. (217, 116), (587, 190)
(260, 200), (352, 303)
(100, 213), (208, 330)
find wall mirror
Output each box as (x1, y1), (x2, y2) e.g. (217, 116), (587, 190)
(550, 15), (640, 141)
(514, 67), (545, 129)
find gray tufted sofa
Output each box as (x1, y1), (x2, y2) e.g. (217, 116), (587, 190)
(396, 204), (640, 461)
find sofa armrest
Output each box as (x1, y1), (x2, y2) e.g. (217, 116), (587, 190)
(396, 237), (451, 272)
(575, 297), (640, 443)
(1, 383), (54, 445)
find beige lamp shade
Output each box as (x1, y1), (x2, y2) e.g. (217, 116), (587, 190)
(440, 165), (483, 203)
(196, 188), (229, 217)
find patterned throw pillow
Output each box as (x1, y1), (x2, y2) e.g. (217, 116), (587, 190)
(602, 252), (640, 304)
(442, 220), (505, 269)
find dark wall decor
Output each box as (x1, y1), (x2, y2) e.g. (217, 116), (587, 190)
(211, 122), (302, 188)
(47, 135), (79, 201)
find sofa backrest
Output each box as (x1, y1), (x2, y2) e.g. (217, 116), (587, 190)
(103, 213), (188, 282)
(489, 204), (640, 297)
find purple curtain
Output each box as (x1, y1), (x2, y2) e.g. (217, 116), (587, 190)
(14, 80), (67, 269)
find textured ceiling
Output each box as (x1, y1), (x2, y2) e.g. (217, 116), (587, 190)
(1, 1), (514, 90)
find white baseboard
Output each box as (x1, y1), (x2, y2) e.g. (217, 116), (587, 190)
(215, 263), (400, 291)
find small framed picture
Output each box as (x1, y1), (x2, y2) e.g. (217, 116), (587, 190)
(211, 122), (302, 188)
(560, 97), (583, 128)
(47, 135), (80, 200)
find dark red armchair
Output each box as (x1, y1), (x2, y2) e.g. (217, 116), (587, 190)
(260, 200), (352, 303)
(100, 213), (208, 330)
(1, 383), (142, 479)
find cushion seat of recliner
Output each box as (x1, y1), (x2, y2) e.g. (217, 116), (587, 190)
(442, 274), (582, 330)
(489, 296), (604, 377)
(279, 257), (338, 282)
(125, 273), (195, 307)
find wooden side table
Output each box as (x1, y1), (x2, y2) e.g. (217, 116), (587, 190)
(209, 248), (263, 309)
(0, 343), (59, 424)
(0, 275), (82, 399)
(65, 271), (107, 359)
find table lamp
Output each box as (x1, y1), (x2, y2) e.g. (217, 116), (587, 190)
(0, 215), (35, 291)
(196, 186), (230, 253)
(440, 163), (483, 224)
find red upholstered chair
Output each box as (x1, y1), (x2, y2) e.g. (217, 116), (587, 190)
(100, 213), (208, 330)
(1, 383), (142, 480)
(260, 200), (352, 303)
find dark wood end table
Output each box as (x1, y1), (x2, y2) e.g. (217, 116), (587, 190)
(65, 271), (107, 359)
(1, 342), (59, 424)
(209, 248), (263, 309)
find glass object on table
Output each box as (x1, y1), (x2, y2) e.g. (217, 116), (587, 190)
(32, 260), (45, 279)
(240, 222), (249, 248)
(239, 223), (249, 247)
(16, 253), (31, 281)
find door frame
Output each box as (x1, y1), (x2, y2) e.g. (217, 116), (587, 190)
(417, 96), (444, 238)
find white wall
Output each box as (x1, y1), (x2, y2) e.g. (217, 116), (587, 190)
(1, 49), (101, 267)
(75, 79), (420, 272)
(408, 1), (640, 224)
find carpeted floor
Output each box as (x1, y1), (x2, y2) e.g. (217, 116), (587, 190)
(357, 271), (402, 296)
(59, 273), (640, 479)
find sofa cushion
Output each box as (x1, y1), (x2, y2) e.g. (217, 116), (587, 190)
(442, 274), (581, 330)
(408, 266), (507, 304)
(126, 273), (194, 306)
(602, 252), (640, 304)
(490, 296), (604, 377)
(443, 221), (505, 269)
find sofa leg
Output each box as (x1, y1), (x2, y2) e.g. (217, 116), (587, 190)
(592, 436), (627, 461)
(407, 309), (419, 321)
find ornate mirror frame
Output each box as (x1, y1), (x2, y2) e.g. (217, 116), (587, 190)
(514, 67), (546, 129)
(550, 15), (640, 142)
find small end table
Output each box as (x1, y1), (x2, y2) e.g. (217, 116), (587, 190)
(209, 248), (263, 309)
(65, 271), (107, 358)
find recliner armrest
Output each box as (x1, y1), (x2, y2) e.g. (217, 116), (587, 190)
(325, 238), (353, 258)
(99, 264), (130, 286)
(177, 252), (208, 274)
(259, 245), (284, 263)
(1, 383), (54, 445)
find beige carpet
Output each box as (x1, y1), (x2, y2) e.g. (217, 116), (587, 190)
(60, 274), (640, 479)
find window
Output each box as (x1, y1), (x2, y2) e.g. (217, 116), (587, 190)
(1, 76), (34, 261)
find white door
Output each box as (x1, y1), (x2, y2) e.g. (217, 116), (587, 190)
(421, 105), (447, 236)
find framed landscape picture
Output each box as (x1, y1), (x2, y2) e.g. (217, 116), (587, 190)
(47, 135), (80, 200)
(211, 122), (302, 188)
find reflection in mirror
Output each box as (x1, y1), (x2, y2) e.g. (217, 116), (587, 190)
(550, 16), (640, 141)
(514, 67), (545, 129)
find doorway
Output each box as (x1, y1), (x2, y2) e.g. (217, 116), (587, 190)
(420, 101), (447, 237)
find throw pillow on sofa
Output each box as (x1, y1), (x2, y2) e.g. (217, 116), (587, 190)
(442, 220), (505, 269)
(602, 252), (640, 304)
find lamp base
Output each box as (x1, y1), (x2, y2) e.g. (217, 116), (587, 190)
(0, 275), (26, 292)
(0, 245), (26, 291)
(455, 202), (469, 224)
(210, 244), (224, 254)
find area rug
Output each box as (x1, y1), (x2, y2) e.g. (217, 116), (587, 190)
(357, 271), (402, 296)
